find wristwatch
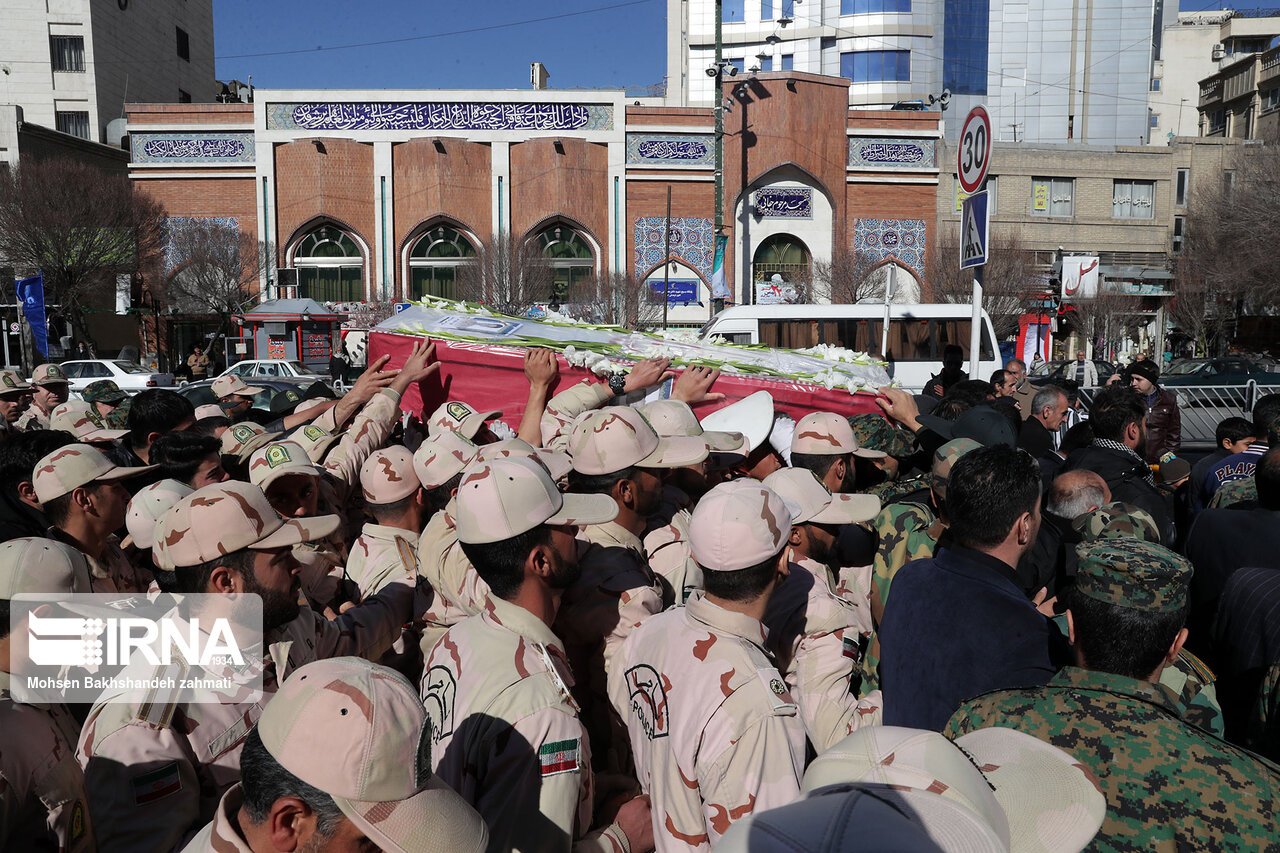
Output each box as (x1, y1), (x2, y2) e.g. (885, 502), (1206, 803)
(608, 372), (627, 396)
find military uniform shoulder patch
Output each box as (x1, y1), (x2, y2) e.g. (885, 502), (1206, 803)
(131, 760), (183, 805)
(538, 738), (580, 776)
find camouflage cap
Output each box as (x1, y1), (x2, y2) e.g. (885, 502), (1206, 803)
(427, 400), (502, 439)
(792, 412), (886, 459)
(104, 398), (131, 430)
(361, 446), (420, 505)
(153, 481), (340, 570)
(1074, 537), (1192, 614)
(82, 379), (128, 405)
(32, 443), (156, 503)
(568, 406), (708, 476)
(293, 423), (344, 462)
(193, 403), (224, 420)
(412, 430), (480, 489)
(30, 363), (69, 387)
(475, 437), (573, 482)
(641, 399), (746, 453)
(848, 413), (916, 459)
(211, 375), (265, 399)
(802, 726), (1105, 853)
(930, 438), (983, 500)
(763, 467), (881, 526)
(454, 455), (617, 545)
(700, 391), (775, 454)
(220, 421), (278, 462)
(49, 400), (129, 443)
(690, 480), (793, 572)
(0, 369), (32, 396)
(1072, 501), (1161, 544)
(259, 658), (489, 853)
(0, 537), (92, 599)
(125, 479), (195, 550)
(249, 441), (324, 491)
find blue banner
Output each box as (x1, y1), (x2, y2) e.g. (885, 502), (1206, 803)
(710, 235), (730, 300)
(15, 274), (48, 357)
(648, 279), (699, 304)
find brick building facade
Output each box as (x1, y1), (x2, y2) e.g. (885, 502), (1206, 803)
(127, 73), (939, 355)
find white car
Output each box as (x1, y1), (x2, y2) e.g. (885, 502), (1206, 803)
(57, 360), (176, 394)
(219, 359), (333, 388)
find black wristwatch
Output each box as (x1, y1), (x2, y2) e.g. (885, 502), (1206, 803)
(608, 372), (627, 396)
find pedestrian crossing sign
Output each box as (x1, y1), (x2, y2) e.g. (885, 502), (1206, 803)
(960, 190), (989, 270)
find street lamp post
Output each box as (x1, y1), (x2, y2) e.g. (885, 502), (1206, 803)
(713, 0), (725, 313)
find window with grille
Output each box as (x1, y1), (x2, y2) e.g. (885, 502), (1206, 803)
(56, 111), (90, 139)
(51, 36), (85, 72)
(294, 226), (364, 302)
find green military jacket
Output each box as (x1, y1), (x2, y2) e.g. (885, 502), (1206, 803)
(945, 666), (1280, 852)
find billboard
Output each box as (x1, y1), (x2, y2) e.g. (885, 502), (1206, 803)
(1061, 256), (1100, 300)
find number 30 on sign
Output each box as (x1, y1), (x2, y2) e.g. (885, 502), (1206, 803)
(957, 106), (992, 195)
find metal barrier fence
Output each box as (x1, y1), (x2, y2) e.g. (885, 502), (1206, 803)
(1077, 380), (1280, 448)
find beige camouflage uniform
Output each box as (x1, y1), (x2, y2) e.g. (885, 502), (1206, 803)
(50, 529), (156, 595)
(76, 482), (414, 852)
(0, 538), (96, 853)
(608, 481), (808, 851)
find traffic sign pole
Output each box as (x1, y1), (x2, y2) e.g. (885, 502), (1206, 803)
(958, 105), (993, 378)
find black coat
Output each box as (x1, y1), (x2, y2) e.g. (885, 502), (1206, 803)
(1184, 507), (1280, 659)
(1061, 444), (1174, 544)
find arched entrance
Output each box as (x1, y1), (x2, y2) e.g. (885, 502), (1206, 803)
(752, 235), (810, 303)
(406, 224), (477, 300)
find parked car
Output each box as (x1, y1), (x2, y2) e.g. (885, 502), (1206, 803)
(1030, 359), (1118, 387)
(1160, 357), (1276, 387)
(219, 359), (333, 388)
(178, 376), (329, 415)
(57, 360), (175, 394)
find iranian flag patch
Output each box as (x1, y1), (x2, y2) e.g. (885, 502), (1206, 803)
(131, 761), (183, 805)
(539, 738), (580, 776)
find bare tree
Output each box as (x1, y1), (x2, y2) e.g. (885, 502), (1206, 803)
(1066, 288), (1138, 360)
(454, 231), (553, 317)
(562, 272), (665, 329)
(928, 227), (1036, 340)
(158, 218), (275, 349)
(809, 246), (885, 304)
(1177, 137), (1280, 353)
(0, 157), (168, 351)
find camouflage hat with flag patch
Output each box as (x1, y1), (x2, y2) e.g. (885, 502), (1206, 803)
(690, 479), (794, 572)
(454, 455), (617, 545)
(152, 481), (340, 570)
(568, 406), (708, 476)
(33, 443), (155, 503)
(31, 363), (69, 387)
(427, 400), (501, 439)
(249, 441), (323, 491)
(49, 400), (129, 443)
(791, 412), (886, 459)
(125, 479), (194, 550)
(82, 379), (128, 405)
(220, 422), (278, 462)
(1072, 501), (1161, 544)
(931, 438), (983, 500)
(361, 446), (420, 505)
(258, 657), (489, 853)
(1074, 537), (1192, 614)
(798, 725), (1105, 853)
(412, 430), (480, 490)
(0, 369), (32, 396)
(848, 413), (916, 459)
(641, 399), (746, 453)
(293, 423), (343, 462)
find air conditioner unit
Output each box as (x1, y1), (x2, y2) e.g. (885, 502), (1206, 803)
(1212, 43), (1226, 61)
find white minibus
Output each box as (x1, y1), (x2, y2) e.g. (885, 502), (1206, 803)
(699, 303), (1001, 392)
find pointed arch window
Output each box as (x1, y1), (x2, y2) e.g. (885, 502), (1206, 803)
(535, 225), (594, 302)
(293, 226), (363, 302)
(409, 225), (476, 299)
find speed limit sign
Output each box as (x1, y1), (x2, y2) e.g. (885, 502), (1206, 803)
(957, 106), (992, 194)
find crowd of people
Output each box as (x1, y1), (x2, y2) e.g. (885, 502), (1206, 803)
(0, 341), (1277, 853)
